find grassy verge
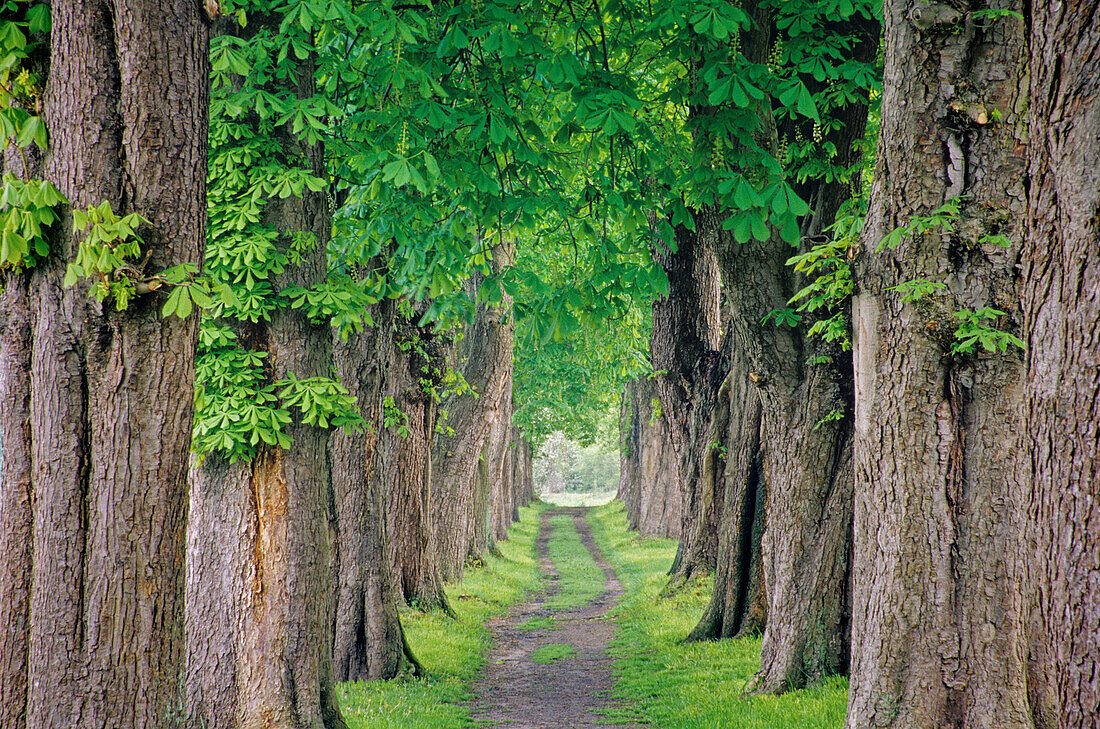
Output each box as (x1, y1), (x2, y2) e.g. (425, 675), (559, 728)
(545, 513), (605, 610)
(338, 502), (547, 729)
(587, 501), (849, 729)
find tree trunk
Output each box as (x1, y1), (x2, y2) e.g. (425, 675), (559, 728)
(383, 302), (448, 611)
(186, 24), (347, 727)
(510, 427), (534, 510)
(687, 353), (767, 641)
(705, 0), (876, 692)
(332, 299), (420, 681)
(432, 239), (515, 580)
(652, 223), (725, 585)
(618, 378), (681, 539)
(1019, 4), (1100, 727)
(846, 3), (1031, 727)
(0, 3), (207, 727)
(489, 380), (515, 542)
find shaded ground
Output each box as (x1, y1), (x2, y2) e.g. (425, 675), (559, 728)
(469, 507), (639, 728)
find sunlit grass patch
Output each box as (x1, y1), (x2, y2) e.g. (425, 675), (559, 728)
(545, 513), (605, 610)
(338, 503), (546, 729)
(588, 501), (849, 729)
(530, 643), (576, 664)
(518, 615), (557, 631)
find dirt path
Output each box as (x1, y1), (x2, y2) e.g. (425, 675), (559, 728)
(469, 507), (639, 728)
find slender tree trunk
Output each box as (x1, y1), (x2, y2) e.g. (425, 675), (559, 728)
(0, 4), (207, 728)
(617, 378), (681, 539)
(1020, 4), (1100, 727)
(432, 239), (515, 580)
(332, 299), (420, 680)
(383, 302), (448, 611)
(846, 3), (1031, 727)
(510, 427), (534, 510)
(186, 26), (346, 727)
(489, 380), (515, 542)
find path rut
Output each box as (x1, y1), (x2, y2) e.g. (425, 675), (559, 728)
(469, 507), (639, 728)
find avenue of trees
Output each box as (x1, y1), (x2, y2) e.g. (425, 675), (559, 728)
(0, 1), (1096, 729)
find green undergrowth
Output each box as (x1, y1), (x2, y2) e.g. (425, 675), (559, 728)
(545, 513), (605, 610)
(588, 502), (849, 729)
(338, 502), (548, 729)
(530, 643), (576, 664)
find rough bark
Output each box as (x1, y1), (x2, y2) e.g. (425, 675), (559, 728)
(1019, 4), (1100, 727)
(0, 3), (207, 727)
(186, 25), (347, 728)
(846, 3), (1031, 727)
(383, 302), (449, 611)
(490, 387), (516, 542)
(332, 299), (420, 681)
(510, 426), (534, 511)
(432, 239), (515, 581)
(687, 353), (767, 642)
(705, 0), (874, 692)
(617, 377), (681, 539)
(652, 223), (726, 585)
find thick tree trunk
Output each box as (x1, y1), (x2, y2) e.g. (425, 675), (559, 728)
(617, 378), (681, 539)
(704, 0), (875, 692)
(186, 29), (347, 728)
(332, 300), (420, 681)
(1020, 4), (1100, 728)
(432, 239), (515, 580)
(652, 224), (725, 585)
(688, 354), (767, 641)
(383, 303), (449, 611)
(846, 3), (1031, 728)
(0, 4), (207, 727)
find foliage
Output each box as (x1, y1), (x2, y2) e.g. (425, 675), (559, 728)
(0, 2), (58, 272)
(588, 502), (850, 729)
(951, 308), (1025, 356)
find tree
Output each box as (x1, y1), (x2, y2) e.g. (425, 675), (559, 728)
(433, 240), (516, 580)
(331, 294), (420, 680)
(383, 299), (449, 610)
(185, 11), (350, 728)
(0, 2), (208, 727)
(1020, 2), (1100, 726)
(846, 2), (1031, 727)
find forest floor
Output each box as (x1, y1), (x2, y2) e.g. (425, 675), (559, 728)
(468, 507), (640, 728)
(339, 501), (848, 728)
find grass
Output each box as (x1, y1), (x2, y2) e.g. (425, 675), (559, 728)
(518, 615), (558, 631)
(587, 501), (849, 729)
(337, 502), (547, 729)
(530, 643), (576, 664)
(544, 513), (605, 610)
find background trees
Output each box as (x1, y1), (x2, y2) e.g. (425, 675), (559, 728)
(0, 1), (1097, 728)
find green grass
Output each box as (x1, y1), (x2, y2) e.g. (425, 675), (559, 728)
(518, 615), (558, 631)
(530, 643), (576, 664)
(544, 513), (605, 610)
(337, 503), (547, 729)
(587, 501), (849, 729)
